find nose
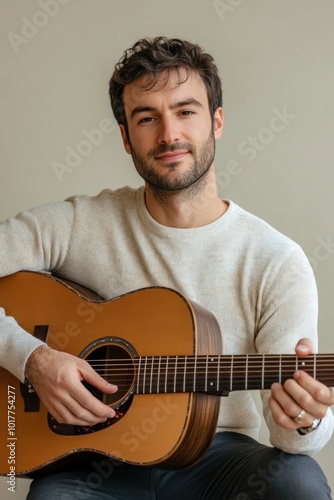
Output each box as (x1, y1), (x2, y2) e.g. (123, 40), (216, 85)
(158, 116), (180, 145)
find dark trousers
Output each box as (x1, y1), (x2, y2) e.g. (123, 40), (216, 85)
(27, 432), (331, 499)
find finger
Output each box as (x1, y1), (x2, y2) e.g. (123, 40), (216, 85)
(48, 398), (108, 426)
(271, 382), (302, 420)
(46, 383), (117, 425)
(75, 361), (118, 418)
(269, 393), (299, 430)
(293, 370), (333, 411)
(68, 378), (117, 421)
(270, 382), (314, 429)
(295, 338), (314, 356)
(283, 377), (328, 422)
(62, 394), (115, 425)
(79, 359), (118, 394)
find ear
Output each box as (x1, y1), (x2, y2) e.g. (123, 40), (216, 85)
(213, 107), (224, 140)
(119, 125), (132, 155)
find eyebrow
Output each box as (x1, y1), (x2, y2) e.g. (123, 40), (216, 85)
(130, 98), (203, 119)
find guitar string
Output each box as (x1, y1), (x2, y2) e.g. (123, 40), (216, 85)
(87, 364), (334, 372)
(85, 372), (334, 392)
(84, 356), (334, 383)
(84, 375), (334, 393)
(86, 355), (334, 366)
(82, 356), (334, 392)
(86, 355), (334, 365)
(86, 362), (334, 372)
(85, 357), (334, 367)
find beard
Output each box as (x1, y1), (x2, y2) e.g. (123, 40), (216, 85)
(128, 129), (216, 198)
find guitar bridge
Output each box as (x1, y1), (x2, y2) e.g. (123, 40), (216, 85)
(20, 380), (40, 412)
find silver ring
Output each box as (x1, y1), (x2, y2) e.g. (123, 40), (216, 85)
(294, 409), (306, 423)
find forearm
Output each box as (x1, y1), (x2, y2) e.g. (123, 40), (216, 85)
(0, 309), (45, 381)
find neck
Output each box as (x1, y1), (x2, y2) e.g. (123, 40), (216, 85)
(144, 166), (228, 228)
(132, 353), (334, 396)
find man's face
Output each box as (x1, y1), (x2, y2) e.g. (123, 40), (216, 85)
(120, 69), (223, 193)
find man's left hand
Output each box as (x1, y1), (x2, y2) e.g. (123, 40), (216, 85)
(269, 338), (334, 431)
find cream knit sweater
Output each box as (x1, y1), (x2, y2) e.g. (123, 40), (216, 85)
(0, 186), (333, 455)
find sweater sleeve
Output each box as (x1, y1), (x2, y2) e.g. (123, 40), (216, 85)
(0, 201), (74, 381)
(255, 246), (334, 455)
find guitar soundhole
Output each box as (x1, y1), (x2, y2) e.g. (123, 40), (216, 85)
(48, 337), (137, 436)
(83, 342), (135, 407)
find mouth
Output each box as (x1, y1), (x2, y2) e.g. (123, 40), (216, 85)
(155, 151), (189, 162)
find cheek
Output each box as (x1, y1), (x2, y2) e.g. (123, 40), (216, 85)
(129, 130), (153, 154)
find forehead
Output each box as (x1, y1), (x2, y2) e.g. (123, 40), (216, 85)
(122, 69), (209, 113)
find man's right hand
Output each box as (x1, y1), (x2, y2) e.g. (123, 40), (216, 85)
(25, 345), (118, 425)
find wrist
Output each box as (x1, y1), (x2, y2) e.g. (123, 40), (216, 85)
(25, 344), (49, 381)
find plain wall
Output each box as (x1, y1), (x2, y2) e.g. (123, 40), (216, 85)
(1, 0), (334, 497)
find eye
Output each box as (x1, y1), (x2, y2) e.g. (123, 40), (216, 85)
(179, 110), (195, 116)
(138, 116), (156, 124)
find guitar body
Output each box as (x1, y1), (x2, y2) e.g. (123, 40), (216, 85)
(0, 271), (222, 476)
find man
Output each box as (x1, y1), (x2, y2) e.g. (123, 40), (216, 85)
(0, 36), (333, 499)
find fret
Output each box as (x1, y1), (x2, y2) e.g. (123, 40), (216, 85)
(247, 355), (263, 390)
(230, 355), (233, 392)
(157, 356), (161, 394)
(317, 355), (334, 386)
(229, 355), (248, 391)
(136, 357), (142, 394)
(143, 356), (148, 394)
(178, 357), (186, 393)
(183, 355), (187, 393)
(165, 356), (169, 393)
(279, 354), (282, 384)
(263, 355), (281, 389)
(174, 356), (178, 393)
(205, 356), (208, 393)
(245, 355), (248, 390)
(296, 357), (315, 377)
(281, 355), (295, 386)
(193, 356), (197, 392)
(209, 357), (216, 390)
(216, 356), (220, 392)
(149, 356), (154, 394)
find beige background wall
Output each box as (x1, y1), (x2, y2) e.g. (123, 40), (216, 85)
(1, 0), (334, 497)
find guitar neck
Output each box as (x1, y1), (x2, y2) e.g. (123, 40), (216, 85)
(134, 354), (334, 396)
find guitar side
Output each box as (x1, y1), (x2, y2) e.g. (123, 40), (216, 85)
(0, 271), (222, 476)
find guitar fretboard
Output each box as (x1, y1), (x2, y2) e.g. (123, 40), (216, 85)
(133, 354), (334, 396)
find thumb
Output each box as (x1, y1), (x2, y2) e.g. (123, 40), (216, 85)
(295, 338), (314, 356)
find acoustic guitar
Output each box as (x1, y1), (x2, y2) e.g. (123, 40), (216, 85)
(0, 271), (333, 477)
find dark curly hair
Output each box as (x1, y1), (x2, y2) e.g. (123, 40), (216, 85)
(108, 37), (223, 135)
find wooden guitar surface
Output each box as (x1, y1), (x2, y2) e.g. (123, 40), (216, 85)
(0, 271), (222, 476)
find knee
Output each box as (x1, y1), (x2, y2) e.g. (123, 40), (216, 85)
(262, 453), (331, 500)
(26, 473), (83, 500)
(26, 477), (54, 500)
